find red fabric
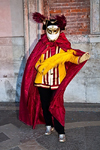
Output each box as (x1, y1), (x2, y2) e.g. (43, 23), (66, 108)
(19, 32), (86, 128)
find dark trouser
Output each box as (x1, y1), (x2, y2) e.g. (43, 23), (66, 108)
(38, 87), (65, 134)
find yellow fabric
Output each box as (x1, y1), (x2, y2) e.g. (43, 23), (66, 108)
(38, 53), (79, 75)
(34, 49), (79, 84)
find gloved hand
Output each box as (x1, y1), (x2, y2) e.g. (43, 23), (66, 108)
(79, 52), (90, 63)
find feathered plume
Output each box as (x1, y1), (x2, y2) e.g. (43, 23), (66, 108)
(32, 12), (67, 30)
(32, 12), (46, 23)
(56, 15), (67, 30)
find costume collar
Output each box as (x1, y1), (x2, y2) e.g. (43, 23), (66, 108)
(41, 32), (70, 47)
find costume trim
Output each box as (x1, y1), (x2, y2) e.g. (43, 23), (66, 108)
(34, 83), (59, 89)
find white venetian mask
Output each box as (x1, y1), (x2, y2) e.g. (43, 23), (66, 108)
(46, 25), (60, 41)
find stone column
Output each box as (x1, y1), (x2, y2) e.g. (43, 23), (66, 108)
(23, 0), (30, 60)
(23, 0), (44, 57)
(90, 0), (100, 34)
(37, 0), (44, 39)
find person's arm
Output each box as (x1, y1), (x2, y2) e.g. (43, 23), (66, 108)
(65, 49), (90, 64)
(38, 50), (90, 75)
(37, 52), (80, 75)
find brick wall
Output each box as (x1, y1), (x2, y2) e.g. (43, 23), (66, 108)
(43, 0), (90, 35)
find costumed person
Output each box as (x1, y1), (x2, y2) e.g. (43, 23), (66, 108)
(19, 12), (90, 142)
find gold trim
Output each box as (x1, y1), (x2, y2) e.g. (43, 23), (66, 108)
(46, 27), (60, 34)
(50, 20), (57, 24)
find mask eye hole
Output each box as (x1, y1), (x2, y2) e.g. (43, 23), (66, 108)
(54, 30), (57, 33)
(47, 28), (52, 34)
(54, 28), (60, 34)
(49, 30), (52, 34)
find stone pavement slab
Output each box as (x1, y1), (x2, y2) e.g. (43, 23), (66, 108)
(36, 128), (86, 150)
(19, 124), (45, 143)
(65, 121), (100, 129)
(36, 126), (100, 150)
(0, 102), (100, 150)
(9, 147), (21, 150)
(65, 111), (100, 123)
(0, 132), (10, 142)
(0, 124), (20, 150)
(19, 139), (47, 150)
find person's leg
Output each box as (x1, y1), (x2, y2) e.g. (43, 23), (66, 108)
(53, 114), (66, 142)
(54, 117), (65, 134)
(38, 87), (53, 127)
(38, 87), (65, 140)
(51, 90), (66, 142)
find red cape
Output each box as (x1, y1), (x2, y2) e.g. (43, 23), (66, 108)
(19, 32), (86, 128)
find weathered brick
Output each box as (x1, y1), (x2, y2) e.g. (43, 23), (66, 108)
(49, 9), (61, 14)
(43, 0), (90, 35)
(70, 9), (82, 13)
